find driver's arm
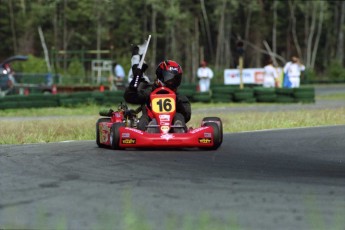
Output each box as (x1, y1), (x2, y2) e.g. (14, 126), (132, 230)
(123, 82), (150, 105)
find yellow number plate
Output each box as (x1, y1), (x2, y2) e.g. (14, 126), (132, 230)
(151, 97), (176, 113)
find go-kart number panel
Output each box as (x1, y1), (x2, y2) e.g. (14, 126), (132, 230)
(151, 97), (176, 113)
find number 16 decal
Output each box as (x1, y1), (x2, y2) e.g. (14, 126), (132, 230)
(152, 97), (176, 113)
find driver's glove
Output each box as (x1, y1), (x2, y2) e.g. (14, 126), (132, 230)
(128, 62), (148, 90)
(129, 65), (143, 89)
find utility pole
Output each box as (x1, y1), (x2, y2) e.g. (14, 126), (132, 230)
(237, 41), (244, 89)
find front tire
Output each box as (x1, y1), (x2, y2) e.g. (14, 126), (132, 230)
(203, 122), (221, 150)
(172, 113), (187, 133)
(202, 117), (223, 144)
(110, 123), (125, 149)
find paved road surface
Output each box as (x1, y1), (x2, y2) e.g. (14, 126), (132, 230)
(1, 125), (344, 229)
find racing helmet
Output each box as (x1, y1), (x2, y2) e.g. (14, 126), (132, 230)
(155, 60), (183, 90)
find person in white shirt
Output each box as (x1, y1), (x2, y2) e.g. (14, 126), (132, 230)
(263, 59), (278, 88)
(109, 61), (126, 90)
(197, 60), (213, 92)
(283, 56), (305, 88)
(113, 62), (125, 81)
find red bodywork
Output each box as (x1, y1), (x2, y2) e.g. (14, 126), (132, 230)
(99, 125), (215, 148)
(97, 87), (218, 149)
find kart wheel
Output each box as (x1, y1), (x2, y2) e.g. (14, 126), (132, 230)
(96, 118), (111, 148)
(203, 122), (221, 150)
(110, 123), (125, 150)
(173, 113), (187, 133)
(202, 117), (223, 144)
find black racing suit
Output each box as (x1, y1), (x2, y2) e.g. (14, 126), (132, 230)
(124, 81), (191, 131)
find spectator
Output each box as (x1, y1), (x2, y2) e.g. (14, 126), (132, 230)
(283, 56), (305, 88)
(1, 63), (16, 95)
(109, 61), (125, 90)
(263, 59), (279, 88)
(45, 72), (53, 86)
(197, 60), (213, 92)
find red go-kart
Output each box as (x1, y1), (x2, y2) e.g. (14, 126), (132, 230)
(96, 87), (223, 150)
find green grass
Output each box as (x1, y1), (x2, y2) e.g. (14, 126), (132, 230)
(195, 108), (345, 132)
(0, 104), (102, 117)
(0, 102), (271, 117)
(316, 93), (345, 100)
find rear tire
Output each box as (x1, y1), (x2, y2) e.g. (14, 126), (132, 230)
(202, 117), (223, 144)
(202, 122), (221, 150)
(96, 118), (111, 148)
(110, 123), (125, 149)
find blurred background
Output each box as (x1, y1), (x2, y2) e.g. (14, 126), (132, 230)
(0, 0), (344, 86)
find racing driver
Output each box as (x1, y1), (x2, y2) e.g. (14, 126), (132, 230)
(123, 44), (191, 133)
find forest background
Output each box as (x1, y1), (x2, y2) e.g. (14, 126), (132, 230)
(1, 0), (345, 85)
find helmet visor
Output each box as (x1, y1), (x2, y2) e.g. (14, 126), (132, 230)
(162, 70), (175, 83)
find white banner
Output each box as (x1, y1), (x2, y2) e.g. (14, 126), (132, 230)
(224, 68), (265, 85)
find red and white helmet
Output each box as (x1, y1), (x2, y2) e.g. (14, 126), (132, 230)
(155, 60), (183, 90)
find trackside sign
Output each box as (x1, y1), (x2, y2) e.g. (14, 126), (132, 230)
(224, 68), (284, 85)
(224, 68), (264, 85)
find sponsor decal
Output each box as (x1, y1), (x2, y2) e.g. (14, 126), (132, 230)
(204, 132), (212, 138)
(122, 133), (130, 138)
(101, 123), (110, 131)
(125, 127), (144, 135)
(159, 115), (170, 122)
(160, 133), (174, 141)
(100, 124), (110, 143)
(160, 122), (170, 126)
(190, 127), (208, 134)
(122, 138), (136, 144)
(199, 138), (212, 144)
(161, 126), (170, 133)
(224, 68), (282, 85)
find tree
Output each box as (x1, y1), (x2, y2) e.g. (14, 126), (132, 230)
(0, 0), (342, 81)
(336, 1), (345, 64)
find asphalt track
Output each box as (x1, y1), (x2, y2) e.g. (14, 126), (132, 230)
(1, 125), (345, 230)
